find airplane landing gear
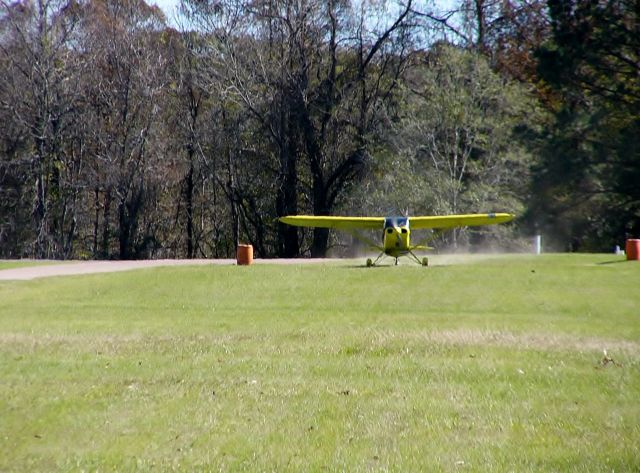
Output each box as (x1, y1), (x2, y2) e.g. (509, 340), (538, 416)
(366, 252), (386, 267)
(407, 249), (429, 267)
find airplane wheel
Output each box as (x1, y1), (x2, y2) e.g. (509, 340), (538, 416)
(422, 257), (429, 267)
(366, 258), (373, 267)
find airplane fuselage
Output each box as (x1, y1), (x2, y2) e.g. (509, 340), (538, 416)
(383, 216), (411, 257)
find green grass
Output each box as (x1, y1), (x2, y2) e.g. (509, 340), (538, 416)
(0, 260), (65, 270)
(1, 254), (638, 471)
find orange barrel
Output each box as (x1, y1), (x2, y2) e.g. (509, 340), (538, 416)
(237, 244), (254, 265)
(626, 239), (640, 260)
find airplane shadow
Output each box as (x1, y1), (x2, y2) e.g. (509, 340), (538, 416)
(596, 259), (631, 265)
(343, 263), (448, 269)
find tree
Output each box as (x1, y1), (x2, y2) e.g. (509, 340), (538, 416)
(183, 0), (417, 256)
(0, 0), (84, 258)
(359, 44), (536, 249)
(162, 29), (210, 258)
(414, 1), (551, 84)
(531, 0), (640, 250)
(79, 0), (167, 259)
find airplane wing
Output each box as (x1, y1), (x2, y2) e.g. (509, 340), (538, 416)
(279, 215), (384, 230)
(409, 213), (514, 229)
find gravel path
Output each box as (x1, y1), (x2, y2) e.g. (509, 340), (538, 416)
(0, 258), (345, 281)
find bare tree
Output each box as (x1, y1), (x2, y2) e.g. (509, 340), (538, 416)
(182, 0), (417, 256)
(79, 0), (167, 259)
(0, 0), (85, 258)
(162, 30), (209, 258)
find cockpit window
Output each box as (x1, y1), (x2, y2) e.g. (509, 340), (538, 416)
(384, 216), (409, 228)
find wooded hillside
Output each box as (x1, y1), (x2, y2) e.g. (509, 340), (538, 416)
(1, 0), (638, 258)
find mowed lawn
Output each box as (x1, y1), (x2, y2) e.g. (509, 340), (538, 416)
(0, 260), (65, 271)
(0, 254), (638, 472)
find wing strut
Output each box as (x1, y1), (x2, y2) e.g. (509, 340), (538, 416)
(411, 228), (446, 250)
(346, 229), (384, 252)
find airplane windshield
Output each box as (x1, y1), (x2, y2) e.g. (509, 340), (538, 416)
(384, 216), (408, 228)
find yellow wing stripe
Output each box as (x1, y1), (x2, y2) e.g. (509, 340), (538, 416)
(408, 213), (515, 229)
(279, 216), (384, 230)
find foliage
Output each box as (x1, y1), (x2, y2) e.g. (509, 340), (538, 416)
(79, 0), (169, 259)
(1, 0), (638, 257)
(350, 45), (539, 250)
(0, 0), (85, 258)
(531, 0), (640, 251)
(181, 0), (417, 256)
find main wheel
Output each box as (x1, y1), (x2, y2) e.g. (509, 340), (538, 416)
(366, 258), (373, 267)
(422, 257), (429, 267)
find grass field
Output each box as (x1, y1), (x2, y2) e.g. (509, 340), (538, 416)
(1, 254), (638, 471)
(0, 260), (65, 271)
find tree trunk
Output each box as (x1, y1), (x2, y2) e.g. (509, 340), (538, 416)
(92, 187), (100, 257)
(226, 146), (239, 253)
(118, 198), (130, 259)
(311, 181), (330, 257)
(33, 172), (47, 258)
(276, 172), (300, 257)
(276, 104), (300, 257)
(101, 187), (111, 259)
(185, 159), (195, 258)
(118, 187), (143, 259)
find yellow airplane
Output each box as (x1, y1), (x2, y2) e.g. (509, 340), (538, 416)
(279, 213), (514, 266)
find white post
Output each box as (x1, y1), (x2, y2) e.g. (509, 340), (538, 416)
(533, 235), (541, 255)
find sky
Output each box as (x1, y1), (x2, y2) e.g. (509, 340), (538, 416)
(151, 0), (458, 20)
(151, 0), (180, 17)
